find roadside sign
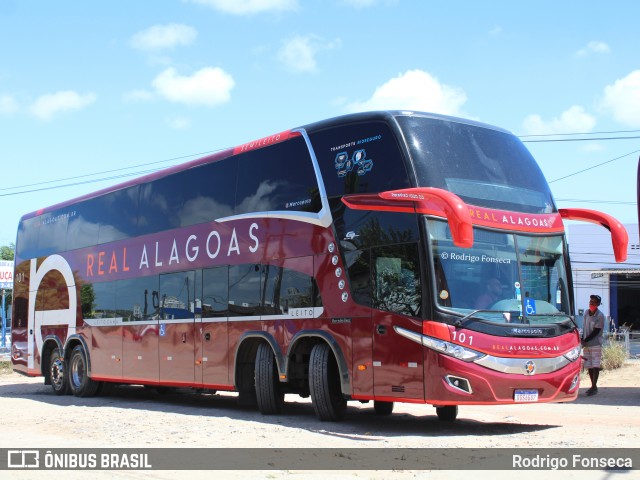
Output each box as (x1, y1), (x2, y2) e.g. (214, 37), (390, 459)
(0, 261), (13, 289)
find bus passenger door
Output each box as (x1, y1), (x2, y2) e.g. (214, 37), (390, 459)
(158, 271), (196, 386)
(371, 244), (425, 401)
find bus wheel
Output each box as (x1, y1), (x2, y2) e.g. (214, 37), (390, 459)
(255, 343), (284, 415)
(436, 405), (458, 422)
(49, 347), (69, 396)
(309, 343), (346, 421)
(68, 345), (100, 397)
(373, 400), (394, 415)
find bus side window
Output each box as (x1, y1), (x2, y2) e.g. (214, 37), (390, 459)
(202, 266), (228, 318)
(345, 249), (371, 307)
(116, 276), (160, 321)
(228, 264), (261, 317)
(372, 243), (421, 317)
(83, 281), (116, 319)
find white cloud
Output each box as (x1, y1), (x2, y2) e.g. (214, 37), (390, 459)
(521, 105), (596, 135)
(340, 0), (377, 7)
(344, 69), (467, 115)
(489, 26), (502, 36)
(0, 94), (18, 115)
(152, 67), (235, 106)
(123, 89), (155, 102)
(600, 70), (640, 127)
(581, 143), (604, 153)
(131, 24), (197, 51)
(278, 35), (341, 74)
(187, 0), (298, 15)
(576, 41), (610, 57)
(166, 116), (191, 130)
(30, 91), (96, 121)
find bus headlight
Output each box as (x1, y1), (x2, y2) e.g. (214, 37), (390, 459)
(421, 335), (486, 362)
(394, 326), (485, 363)
(563, 346), (581, 362)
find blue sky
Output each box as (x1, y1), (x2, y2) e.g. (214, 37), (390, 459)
(1, 0), (639, 247)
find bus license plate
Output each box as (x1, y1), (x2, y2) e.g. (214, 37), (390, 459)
(514, 389), (539, 402)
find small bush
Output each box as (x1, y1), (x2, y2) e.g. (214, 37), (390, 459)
(601, 341), (628, 370)
(0, 360), (12, 376)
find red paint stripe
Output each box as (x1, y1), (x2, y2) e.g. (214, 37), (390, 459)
(232, 130), (300, 155)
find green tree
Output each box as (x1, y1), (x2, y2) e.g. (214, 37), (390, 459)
(81, 283), (96, 318)
(0, 243), (14, 261)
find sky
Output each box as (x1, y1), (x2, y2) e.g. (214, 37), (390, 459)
(1, 0), (640, 248)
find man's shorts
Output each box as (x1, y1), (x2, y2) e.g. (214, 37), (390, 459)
(582, 345), (602, 369)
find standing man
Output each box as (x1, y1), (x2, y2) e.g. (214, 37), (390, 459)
(582, 294), (605, 396)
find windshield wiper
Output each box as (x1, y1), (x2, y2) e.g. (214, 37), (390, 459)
(456, 309), (517, 326)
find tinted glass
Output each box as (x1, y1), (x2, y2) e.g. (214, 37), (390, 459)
(372, 243), (421, 317)
(160, 271), (196, 320)
(202, 266), (229, 317)
(345, 249), (371, 307)
(331, 198), (419, 250)
(16, 217), (39, 259)
(137, 175), (183, 235)
(397, 115), (555, 214)
(83, 281), (116, 319)
(38, 210), (70, 254)
(97, 186), (139, 244)
(428, 219), (571, 324)
(66, 198), (101, 250)
(116, 276), (159, 321)
(235, 136), (321, 215)
(309, 121), (411, 198)
(280, 267), (317, 310)
(182, 159), (237, 222)
(228, 264), (261, 316)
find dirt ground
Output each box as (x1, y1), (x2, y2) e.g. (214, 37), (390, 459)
(0, 360), (638, 480)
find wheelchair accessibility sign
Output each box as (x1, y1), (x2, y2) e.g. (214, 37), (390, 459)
(524, 297), (536, 315)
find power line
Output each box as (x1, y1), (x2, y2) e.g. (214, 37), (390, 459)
(556, 198), (636, 205)
(0, 149), (222, 194)
(518, 129), (640, 138)
(522, 135), (640, 143)
(548, 148), (640, 183)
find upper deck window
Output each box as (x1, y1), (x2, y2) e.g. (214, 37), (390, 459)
(396, 115), (555, 214)
(235, 136), (321, 215)
(309, 121), (411, 199)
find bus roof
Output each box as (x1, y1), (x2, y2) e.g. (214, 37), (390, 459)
(21, 110), (512, 222)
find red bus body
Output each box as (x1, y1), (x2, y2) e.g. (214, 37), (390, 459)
(11, 111), (628, 421)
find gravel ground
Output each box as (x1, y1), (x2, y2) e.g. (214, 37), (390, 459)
(0, 360), (638, 480)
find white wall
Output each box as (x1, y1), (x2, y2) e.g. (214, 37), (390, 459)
(567, 223), (639, 328)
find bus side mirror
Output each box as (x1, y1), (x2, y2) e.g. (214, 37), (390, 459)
(559, 208), (628, 262)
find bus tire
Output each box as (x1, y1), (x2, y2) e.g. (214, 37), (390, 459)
(49, 347), (69, 396)
(309, 343), (346, 421)
(68, 345), (100, 397)
(373, 400), (394, 415)
(255, 343), (284, 415)
(436, 405), (458, 421)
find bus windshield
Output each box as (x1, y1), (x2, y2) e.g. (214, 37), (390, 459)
(396, 115), (556, 214)
(428, 219), (572, 325)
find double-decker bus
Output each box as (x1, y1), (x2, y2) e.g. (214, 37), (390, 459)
(11, 111), (628, 422)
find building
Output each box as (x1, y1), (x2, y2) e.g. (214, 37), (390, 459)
(568, 223), (640, 331)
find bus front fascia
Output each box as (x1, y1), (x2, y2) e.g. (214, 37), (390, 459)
(341, 187), (474, 248)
